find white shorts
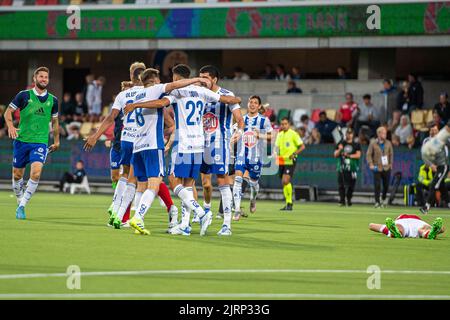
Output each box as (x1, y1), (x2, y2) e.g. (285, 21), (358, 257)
(395, 216), (429, 238)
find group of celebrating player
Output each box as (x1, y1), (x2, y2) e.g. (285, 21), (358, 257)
(5, 64), (448, 240)
(83, 62), (273, 237)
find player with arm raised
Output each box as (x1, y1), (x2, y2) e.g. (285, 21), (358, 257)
(420, 121), (450, 214)
(84, 62), (145, 225)
(199, 65), (245, 236)
(369, 214), (444, 239)
(4, 67), (60, 219)
(123, 68), (211, 235)
(232, 95), (272, 220)
(124, 64), (240, 236)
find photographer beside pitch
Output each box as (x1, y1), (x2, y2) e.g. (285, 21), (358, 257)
(334, 128), (361, 207)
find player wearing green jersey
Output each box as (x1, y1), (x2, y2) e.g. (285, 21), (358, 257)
(4, 67), (60, 219)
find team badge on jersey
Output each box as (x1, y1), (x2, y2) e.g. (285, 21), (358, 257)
(243, 131), (258, 149)
(203, 112), (219, 134)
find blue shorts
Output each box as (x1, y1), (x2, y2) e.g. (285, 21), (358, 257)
(235, 158), (262, 181)
(119, 141), (134, 166)
(200, 144), (230, 175)
(12, 140), (48, 169)
(132, 149), (165, 182)
(170, 152), (202, 179)
(110, 147), (121, 170)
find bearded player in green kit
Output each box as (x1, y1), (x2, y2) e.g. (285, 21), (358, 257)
(4, 67), (60, 219)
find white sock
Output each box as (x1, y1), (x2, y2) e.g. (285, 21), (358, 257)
(204, 201), (211, 211)
(117, 183), (136, 220)
(135, 189), (156, 220)
(249, 179), (260, 201)
(219, 185), (233, 228)
(181, 202), (191, 228)
(174, 184), (205, 228)
(134, 191), (143, 211)
(19, 179), (39, 208)
(233, 176), (243, 213)
(12, 178), (24, 202)
(112, 177), (127, 214)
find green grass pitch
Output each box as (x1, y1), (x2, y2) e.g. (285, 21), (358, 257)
(0, 190), (449, 300)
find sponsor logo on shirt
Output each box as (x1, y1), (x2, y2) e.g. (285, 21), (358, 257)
(243, 131), (258, 149)
(203, 112), (219, 134)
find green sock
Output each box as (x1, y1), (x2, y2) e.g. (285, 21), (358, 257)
(112, 181), (118, 190)
(283, 183), (293, 205)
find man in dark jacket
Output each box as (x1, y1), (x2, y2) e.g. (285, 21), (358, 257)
(59, 160), (86, 192)
(316, 111), (337, 143)
(434, 92), (450, 123)
(407, 73), (424, 110)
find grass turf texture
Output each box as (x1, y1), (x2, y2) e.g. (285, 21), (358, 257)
(0, 191), (449, 300)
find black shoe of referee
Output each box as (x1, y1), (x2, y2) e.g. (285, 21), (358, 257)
(280, 203), (293, 211)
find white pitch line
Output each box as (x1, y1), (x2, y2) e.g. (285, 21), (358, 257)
(1, 269), (450, 280)
(0, 293), (450, 299)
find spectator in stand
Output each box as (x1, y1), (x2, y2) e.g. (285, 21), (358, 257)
(354, 94), (382, 137)
(407, 73), (424, 110)
(392, 114), (415, 149)
(82, 74), (95, 106)
(387, 110), (401, 139)
(275, 64), (291, 81)
(60, 92), (75, 124)
(66, 123), (81, 140)
(339, 92), (358, 127)
(86, 75), (105, 122)
(286, 80), (302, 94)
(380, 79), (397, 95)
(397, 81), (411, 114)
(297, 127), (306, 140)
(233, 67), (250, 81)
(73, 92), (88, 122)
(337, 66), (347, 80)
(380, 79), (397, 121)
(434, 92), (450, 123)
(58, 160), (86, 192)
(291, 66), (302, 80)
(430, 110), (446, 129)
(299, 114), (315, 141)
(316, 111), (337, 143)
(261, 64), (276, 80)
(306, 128), (321, 145)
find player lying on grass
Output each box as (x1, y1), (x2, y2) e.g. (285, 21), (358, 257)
(369, 214), (445, 239)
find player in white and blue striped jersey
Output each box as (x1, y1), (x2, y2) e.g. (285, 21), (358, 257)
(199, 65), (245, 236)
(119, 68), (211, 235)
(123, 64), (241, 237)
(233, 96), (272, 220)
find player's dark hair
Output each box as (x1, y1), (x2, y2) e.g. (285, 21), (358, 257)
(300, 114), (309, 122)
(140, 68), (160, 85)
(363, 94), (371, 100)
(172, 64), (191, 79)
(199, 65), (220, 80)
(34, 67), (49, 76)
(249, 95), (261, 105)
(77, 160), (84, 165)
(281, 117), (290, 123)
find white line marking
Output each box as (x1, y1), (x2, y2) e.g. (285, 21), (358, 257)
(1, 269), (450, 280)
(0, 293), (449, 299)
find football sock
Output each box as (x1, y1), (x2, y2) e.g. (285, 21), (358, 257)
(19, 179), (39, 208)
(136, 189), (156, 220)
(158, 182), (173, 212)
(112, 177), (127, 214)
(111, 180), (118, 190)
(12, 178), (24, 201)
(134, 191), (143, 212)
(233, 176), (243, 213)
(220, 185), (233, 228)
(181, 202), (191, 229)
(249, 179), (260, 201)
(283, 183), (293, 205)
(174, 184), (205, 227)
(117, 183), (136, 220)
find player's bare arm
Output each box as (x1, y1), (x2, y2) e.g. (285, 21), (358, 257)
(163, 107), (175, 137)
(165, 77), (211, 93)
(4, 106), (19, 139)
(48, 117), (60, 152)
(219, 95), (241, 105)
(231, 108), (244, 144)
(84, 108), (120, 151)
(123, 97), (171, 115)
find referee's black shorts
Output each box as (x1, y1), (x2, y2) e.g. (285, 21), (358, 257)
(278, 163), (296, 179)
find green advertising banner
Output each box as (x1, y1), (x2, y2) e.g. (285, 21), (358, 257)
(0, 2), (449, 40)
